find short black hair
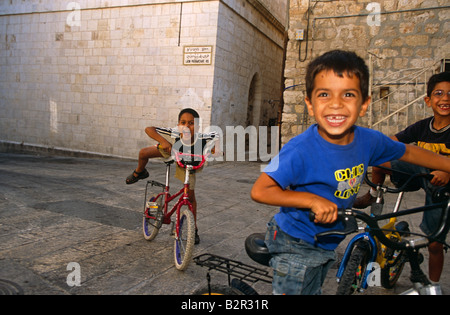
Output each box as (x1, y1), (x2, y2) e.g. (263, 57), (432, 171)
(306, 50), (370, 102)
(178, 108), (199, 122)
(427, 72), (450, 97)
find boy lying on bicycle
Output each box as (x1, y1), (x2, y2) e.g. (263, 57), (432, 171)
(354, 71), (450, 286)
(126, 108), (220, 244)
(251, 50), (450, 295)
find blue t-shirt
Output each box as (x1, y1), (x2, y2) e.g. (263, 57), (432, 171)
(264, 124), (406, 250)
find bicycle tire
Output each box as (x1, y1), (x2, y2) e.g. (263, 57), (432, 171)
(174, 206), (195, 271)
(380, 221), (410, 289)
(142, 195), (164, 241)
(231, 278), (259, 295)
(336, 240), (371, 295)
(380, 248), (407, 289)
(193, 284), (244, 295)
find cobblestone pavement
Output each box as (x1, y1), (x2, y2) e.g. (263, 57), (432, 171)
(0, 152), (448, 295)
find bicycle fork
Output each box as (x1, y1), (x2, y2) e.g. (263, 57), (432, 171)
(336, 233), (378, 292)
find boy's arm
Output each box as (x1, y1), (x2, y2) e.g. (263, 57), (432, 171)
(395, 137), (449, 186)
(400, 144), (450, 177)
(251, 173), (338, 224)
(145, 127), (172, 153)
(210, 138), (223, 157)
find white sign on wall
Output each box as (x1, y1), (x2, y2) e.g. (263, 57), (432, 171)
(183, 46), (213, 65)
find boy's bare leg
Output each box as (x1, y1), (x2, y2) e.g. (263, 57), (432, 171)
(135, 145), (162, 174)
(126, 145), (163, 184)
(353, 163), (391, 208)
(188, 189), (197, 226)
(428, 242), (444, 282)
(371, 163), (390, 186)
(188, 189), (200, 244)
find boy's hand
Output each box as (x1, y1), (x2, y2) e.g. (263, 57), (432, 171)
(430, 170), (450, 186)
(159, 141), (172, 154)
(310, 196), (338, 224)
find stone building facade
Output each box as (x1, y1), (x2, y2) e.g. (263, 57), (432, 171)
(0, 0), (287, 159)
(282, 0), (449, 144)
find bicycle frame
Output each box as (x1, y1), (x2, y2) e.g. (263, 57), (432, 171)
(337, 190), (406, 291)
(333, 198), (450, 295)
(144, 152), (206, 237)
(145, 168), (190, 239)
(336, 187), (404, 290)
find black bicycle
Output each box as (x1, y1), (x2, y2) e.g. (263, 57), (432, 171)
(312, 183), (450, 295)
(334, 169), (435, 294)
(194, 174), (450, 295)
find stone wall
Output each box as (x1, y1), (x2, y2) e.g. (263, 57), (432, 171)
(0, 0), (287, 159)
(282, 0), (449, 144)
(212, 0), (286, 130)
(0, 1), (219, 158)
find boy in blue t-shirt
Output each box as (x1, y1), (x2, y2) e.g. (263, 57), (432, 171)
(251, 50), (450, 295)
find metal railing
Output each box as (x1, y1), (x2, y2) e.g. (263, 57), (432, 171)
(367, 61), (442, 135)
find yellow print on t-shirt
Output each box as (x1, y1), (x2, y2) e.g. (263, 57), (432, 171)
(417, 142), (450, 157)
(334, 164), (365, 199)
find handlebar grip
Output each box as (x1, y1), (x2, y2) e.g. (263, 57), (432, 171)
(309, 209), (347, 222)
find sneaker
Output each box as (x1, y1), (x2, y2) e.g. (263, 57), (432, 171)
(353, 190), (377, 209)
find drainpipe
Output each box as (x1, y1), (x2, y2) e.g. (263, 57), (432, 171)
(278, 0), (290, 148)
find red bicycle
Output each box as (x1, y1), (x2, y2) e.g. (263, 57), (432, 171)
(143, 151), (207, 270)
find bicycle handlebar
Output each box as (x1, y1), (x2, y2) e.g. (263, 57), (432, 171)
(310, 169), (450, 250)
(364, 165), (434, 194)
(174, 151), (208, 170)
(310, 197), (450, 250)
(309, 167), (450, 250)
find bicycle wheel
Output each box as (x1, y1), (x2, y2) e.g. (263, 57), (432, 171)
(336, 240), (371, 295)
(174, 206), (195, 270)
(143, 195), (164, 241)
(380, 222), (410, 289)
(380, 248), (407, 289)
(193, 284), (244, 295)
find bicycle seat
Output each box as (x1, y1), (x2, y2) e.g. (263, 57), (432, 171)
(163, 157), (175, 165)
(245, 233), (271, 267)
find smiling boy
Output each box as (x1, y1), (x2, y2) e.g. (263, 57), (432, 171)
(354, 71), (450, 285)
(126, 108), (219, 244)
(251, 50), (450, 295)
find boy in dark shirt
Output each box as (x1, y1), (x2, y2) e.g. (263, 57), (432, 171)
(354, 71), (450, 285)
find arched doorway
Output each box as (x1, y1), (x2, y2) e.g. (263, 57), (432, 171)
(246, 73), (262, 127)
